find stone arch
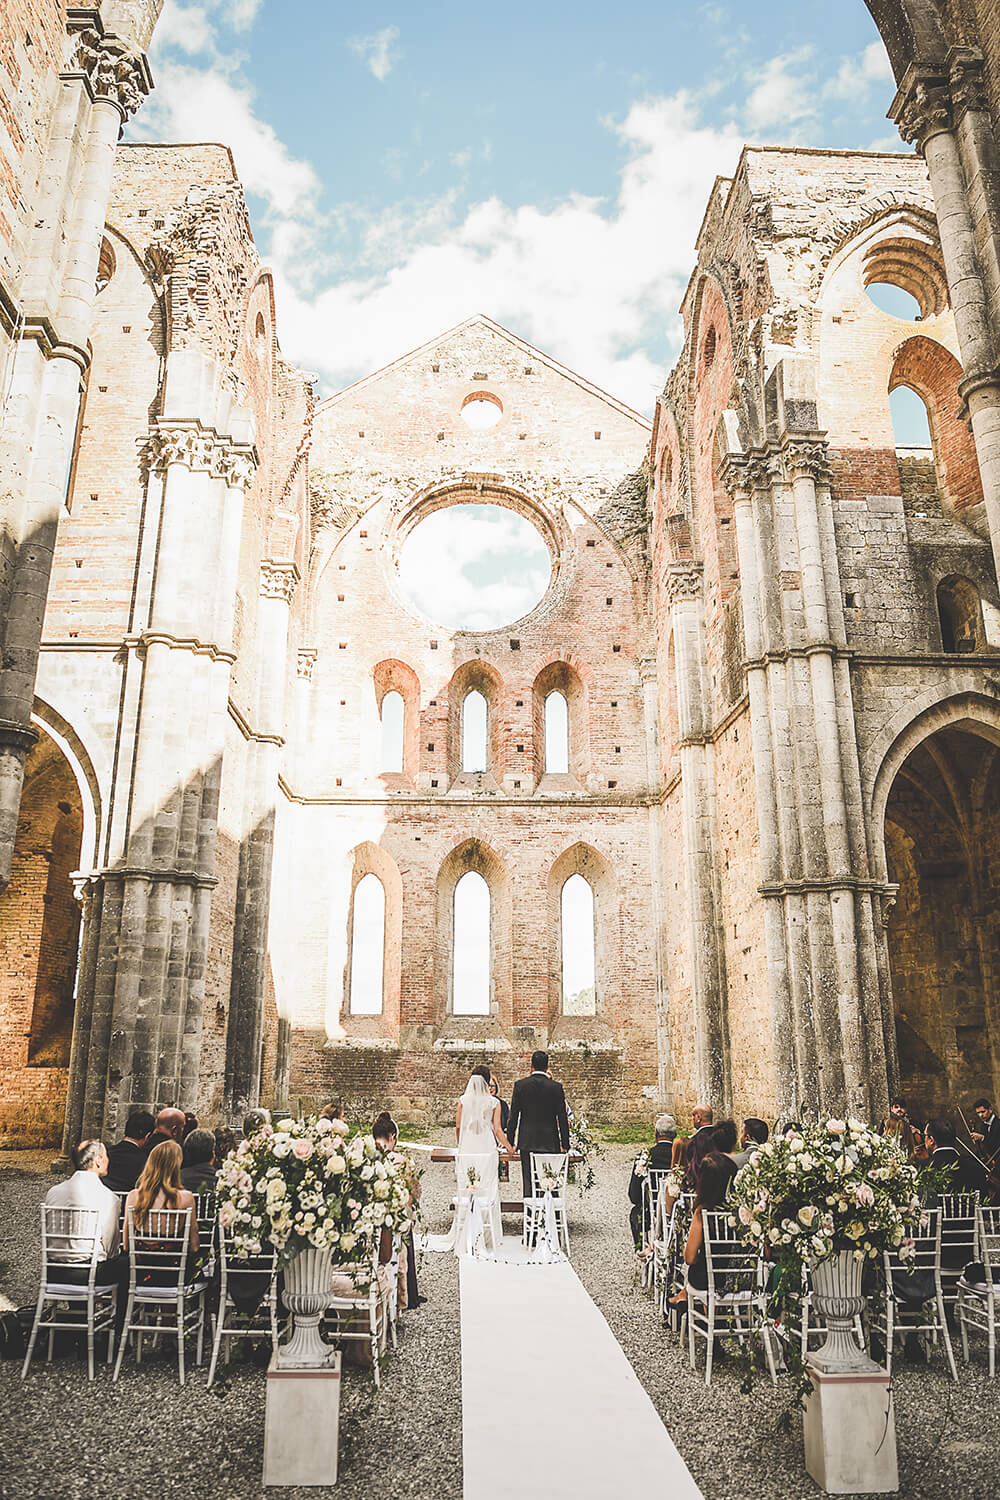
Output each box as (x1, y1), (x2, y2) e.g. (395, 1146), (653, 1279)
(434, 838), (512, 1027)
(0, 725), (86, 1147)
(29, 694), (104, 870)
(446, 659), (505, 786)
(342, 841), (403, 1041)
(372, 659), (421, 782)
(864, 0), (948, 82)
(546, 842), (620, 1034)
(890, 335), (985, 518)
(936, 575), (989, 653)
(532, 658), (591, 785)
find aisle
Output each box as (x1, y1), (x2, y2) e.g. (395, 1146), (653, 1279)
(460, 1244), (704, 1500)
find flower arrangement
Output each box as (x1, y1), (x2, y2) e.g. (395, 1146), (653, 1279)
(568, 1114), (602, 1194)
(729, 1117), (921, 1271)
(216, 1114), (414, 1263)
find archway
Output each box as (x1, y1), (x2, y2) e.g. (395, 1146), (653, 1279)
(0, 726), (85, 1147)
(883, 723), (1000, 1119)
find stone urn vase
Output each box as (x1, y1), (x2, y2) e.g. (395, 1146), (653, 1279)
(275, 1244), (336, 1369)
(808, 1249), (879, 1374)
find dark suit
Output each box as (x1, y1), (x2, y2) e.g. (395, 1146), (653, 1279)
(506, 1071), (570, 1198)
(104, 1139), (148, 1194)
(974, 1114), (1000, 1163)
(628, 1140), (673, 1248)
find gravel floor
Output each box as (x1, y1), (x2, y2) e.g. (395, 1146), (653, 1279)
(2, 1144), (999, 1500)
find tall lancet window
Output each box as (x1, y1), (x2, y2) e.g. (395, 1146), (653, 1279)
(462, 690), (488, 772)
(561, 874), (596, 1016)
(349, 873), (385, 1015)
(544, 690), (569, 773)
(379, 690), (405, 773)
(453, 870), (490, 1015)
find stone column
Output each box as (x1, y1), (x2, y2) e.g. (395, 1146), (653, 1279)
(640, 653), (672, 1104)
(224, 559), (298, 1118)
(665, 561), (730, 1106)
(892, 53), (1000, 585)
(0, 24), (151, 890)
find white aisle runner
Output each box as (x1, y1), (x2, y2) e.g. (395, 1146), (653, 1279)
(460, 1248), (704, 1500)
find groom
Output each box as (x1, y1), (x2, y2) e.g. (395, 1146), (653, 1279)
(506, 1050), (570, 1200)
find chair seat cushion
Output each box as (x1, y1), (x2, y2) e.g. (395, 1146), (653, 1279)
(43, 1282), (115, 1298)
(133, 1278), (207, 1302)
(958, 1277), (1000, 1298)
(687, 1288), (757, 1304)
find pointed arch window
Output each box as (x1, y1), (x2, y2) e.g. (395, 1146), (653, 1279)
(349, 873), (385, 1015)
(544, 690), (569, 773)
(453, 870), (490, 1015)
(462, 690), (488, 772)
(379, 690), (405, 773)
(561, 873), (596, 1016)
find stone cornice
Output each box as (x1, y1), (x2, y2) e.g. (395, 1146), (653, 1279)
(0, 718), (39, 754)
(260, 560), (300, 603)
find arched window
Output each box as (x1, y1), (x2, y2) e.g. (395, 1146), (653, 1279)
(462, 690), (488, 772)
(561, 873), (596, 1016)
(544, 690), (569, 773)
(453, 870), (490, 1015)
(889, 384), (932, 448)
(937, 576), (983, 654)
(349, 873), (385, 1015)
(379, 690), (405, 773)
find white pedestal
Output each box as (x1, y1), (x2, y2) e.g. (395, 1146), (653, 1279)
(803, 1366), (898, 1494)
(263, 1353), (341, 1487)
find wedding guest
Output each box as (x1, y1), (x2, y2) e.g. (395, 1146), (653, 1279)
(628, 1114), (676, 1249)
(181, 1111), (199, 1142)
(142, 1107), (186, 1158)
(710, 1120), (740, 1192)
(668, 1152), (732, 1307)
(180, 1129), (218, 1193)
(372, 1112), (425, 1309)
(105, 1110), (155, 1193)
(925, 1118), (984, 1194)
(43, 1140), (124, 1285)
(319, 1100), (348, 1131)
(732, 1117), (768, 1169)
(124, 1141), (199, 1271)
(683, 1105), (715, 1189)
(879, 1097), (916, 1155)
(214, 1125), (237, 1163)
(489, 1074), (510, 1134)
(243, 1107), (271, 1138)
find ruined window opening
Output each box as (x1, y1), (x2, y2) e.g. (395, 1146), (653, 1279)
(379, 691), (405, 772)
(95, 238), (115, 294)
(453, 870), (490, 1015)
(866, 282), (922, 321)
(349, 873), (385, 1015)
(460, 391), (503, 430)
(862, 238), (948, 321)
(889, 384), (932, 449)
(544, 691), (569, 773)
(937, 576), (984, 653)
(462, 690), (488, 772)
(561, 874), (596, 1016)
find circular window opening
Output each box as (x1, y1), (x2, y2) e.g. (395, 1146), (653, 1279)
(865, 281), (922, 321)
(460, 392), (503, 430)
(397, 503), (551, 630)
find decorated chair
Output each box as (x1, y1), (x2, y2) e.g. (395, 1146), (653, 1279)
(523, 1153), (570, 1258)
(686, 1210), (777, 1387)
(639, 1169), (674, 1289)
(324, 1237), (389, 1387)
(207, 1217), (280, 1386)
(113, 1206), (207, 1385)
(957, 1202), (1000, 1376)
(869, 1207), (957, 1380)
(656, 1191), (693, 1330)
(22, 1206), (118, 1383)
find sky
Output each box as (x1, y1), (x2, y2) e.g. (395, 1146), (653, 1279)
(130, 0), (905, 418)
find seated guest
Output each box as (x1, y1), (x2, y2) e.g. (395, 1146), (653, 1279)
(214, 1125), (237, 1163)
(683, 1105), (715, 1190)
(319, 1100), (348, 1131)
(43, 1140), (124, 1285)
(732, 1117), (768, 1169)
(880, 1097), (916, 1154)
(105, 1111), (155, 1193)
(710, 1120), (740, 1192)
(668, 1152), (733, 1306)
(180, 1129), (218, 1193)
(628, 1114), (676, 1249)
(142, 1107), (186, 1158)
(243, 1107), (271, 1138)
(123, 1141), (200, 1272)
(372, 1112), (425, 1309)
(925, 1118), (985, 1195)
(181, 1110), (199, 1142)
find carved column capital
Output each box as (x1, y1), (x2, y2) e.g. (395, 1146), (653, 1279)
(215, 442), (258, 489)
(63, 27), (151, 120)
(780, 437), (831, 484)
(719, 453), (751, 502)
(260, 561), (300, 604)
(890, 65), (954, 149)
(949, 48), (988, 120)
(664, 561), (703, 607)
(141, 426), (258, 486)
(297, 647), (318, 680)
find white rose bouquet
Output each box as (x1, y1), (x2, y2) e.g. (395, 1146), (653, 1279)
(216, 1114), (414, 1264)
(728, 1117), (922, 1273)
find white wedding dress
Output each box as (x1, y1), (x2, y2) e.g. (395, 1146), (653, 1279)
(427, 1075), (503, 1255)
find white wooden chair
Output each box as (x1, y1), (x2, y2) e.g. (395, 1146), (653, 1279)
(22, 1206), (118, 1382)
(324, 1238), (388, 1387)
(524, 1153), (570, 1258)
(686, 1210), (777, 1386)
(639, 1169), (673, 1289)
(869, 1207), (957, 1379)
(939, 1193), (979, 1312)
(657, 1192), (694, 1331)
(195, 1192), (218, 1273)
(958, 1202), (1000, 1375)
(113, 1206), (207, 1385)
(207, 1217), (280, 1386)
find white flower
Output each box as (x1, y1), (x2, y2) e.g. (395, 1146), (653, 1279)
(276, 1119), (295, 1132)
(826, 1119), (847, 1135)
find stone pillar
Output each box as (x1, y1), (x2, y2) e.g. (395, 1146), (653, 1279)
(224, 559), (298, 1118)
(0, 22), (152, 891)
(640, 653), (672, 1104)
(665, 561), (730, 1106)
(892, 52), (1000, 585)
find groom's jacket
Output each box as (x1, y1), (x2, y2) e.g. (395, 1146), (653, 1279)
(507, 1072), (570, 1156)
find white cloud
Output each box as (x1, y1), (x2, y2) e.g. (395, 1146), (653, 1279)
(826, 40), (893, 100)
(349, 26), (401, 83)
(397, 505), (552, 630)
(152, 1), (217, 55)
(225, 0), (263, 29)
(745, 47), (817, 131)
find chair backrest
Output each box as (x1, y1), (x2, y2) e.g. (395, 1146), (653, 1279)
(195, 1192), (217, 1249)
(41, 1205), (102, 1279)
(531, 1153), (569, 1196)
(702, 1210), (761, 1294)
(125, 1204), (192, 1290)
(939, 1192), (979, 1271)
(886, 1206), (941, 1277)
(977, 1203), (1000, 1278)
(217, 1216), (277, 1296)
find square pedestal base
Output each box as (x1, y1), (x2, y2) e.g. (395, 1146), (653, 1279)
(263, 1353), (341, 1487)
(803, 1366), (898, 1494)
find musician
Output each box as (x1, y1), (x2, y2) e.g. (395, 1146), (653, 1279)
(925, 1118), (986, 1194)
(970, 1098), (1000, 1162)
(879, 1097), (916, 1155)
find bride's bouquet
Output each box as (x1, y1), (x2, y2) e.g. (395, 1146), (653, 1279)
(216, 1114), (415, 1264)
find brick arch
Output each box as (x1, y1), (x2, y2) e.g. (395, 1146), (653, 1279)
(372, 659), (421, 782)
(342, 840), (403, 1041)
(30, 694), (105, 870)
(446, 659), (505, 785)
(821, 203), (941, 288)
(890, 335), (985, 515)
(434, 838), (512, 1025)
(546, 842), (621, 1031)
(532, 659), (591, 784)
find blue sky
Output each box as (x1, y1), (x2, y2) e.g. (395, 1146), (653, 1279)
(131, 1), (906, 418)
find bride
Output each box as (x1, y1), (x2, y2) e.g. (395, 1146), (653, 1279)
(430, 1066), (512, 1254)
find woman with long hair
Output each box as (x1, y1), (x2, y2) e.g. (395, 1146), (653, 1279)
(123, 1140), (199, 1256)
(428, 1065), (512, 1254)
(667, 1151), (732, 1307)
